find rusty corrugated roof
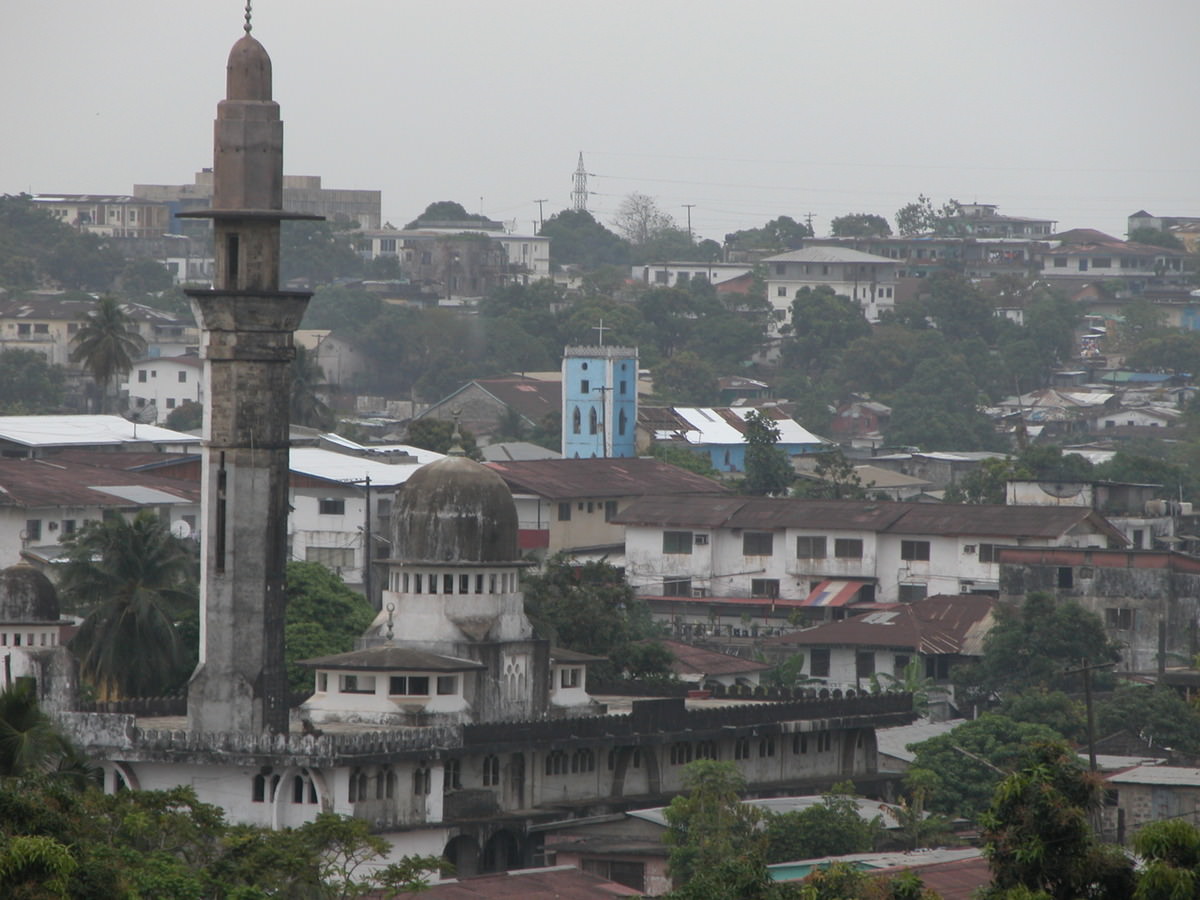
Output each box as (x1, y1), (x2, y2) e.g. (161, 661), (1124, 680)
(486, 458), (727, 500)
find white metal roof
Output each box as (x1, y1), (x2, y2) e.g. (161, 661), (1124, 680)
(876, 718), (969, 764)
(0, 416), (200, 448)
(89, 485), (194, 505)
(763, 247), (896, 265)
(672, 407), (825, 447)
(1107, 765), (1200, 786)
(288, 447), (444, 487)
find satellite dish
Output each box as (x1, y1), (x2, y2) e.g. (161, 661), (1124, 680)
(170, 519), (192, 539)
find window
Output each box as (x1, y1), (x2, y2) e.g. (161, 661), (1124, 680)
(743, 532), (774, 556)
(572, 408), (581, 434)
(580, 379), (590, 394)
(317, 672), (328, 692)
(305, 546), (354, 569)
(340, 674), (376, 694)
(856, 651), (876, 678)
(61, 519), (76, 536)
(571, 749), (595, 773)
(380, 238), (397, 253)
(23, 520), (41, 542)
(1106, 608), (1135, 630)
(177, 370), (187, 383)
(482, 754), (500, 786)
(138, 370), (148, 382)
(545, 750), (569, 775)
(796, 536), (827, 559)
(810, 648), (830, 677)
(894, 654), (911, 676)
(436, 675), (458, 695)
(557, 502), (571, 521)
(663, 578), (692, 597)
(166, 398), (176, 409)
(662, 531), (693, 554)
(750, 578), (780, 599)
(252, 773), (268, 802)
(816, 732), (832, 752)
(1053, 257), (1067, 268)
(777, 286), (787, 297)
(1093, 257), (1111, 268)
(734, 737), (751, 760)
(604, 500), (618, 521)
(758, 738), (776, 757)
(588, 408), (598, 434)
(900, 540), (930, 561)
(413, 765), (431, 795)
(898, 583), (927, 603)
(793, 734), (808, 754)
(318, 498), (345, 515)
(1057, 567), (1074, 589)
(775, 263), (785, 275)
(670, 742), (693, 765)
(834, 538), (863, 558)
(443, 759), (461, 791)
(389, 675), (430, 696)
(978, 543), (999, 563)
(560, 667), (580, 689)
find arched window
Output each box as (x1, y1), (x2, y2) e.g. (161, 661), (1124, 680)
(292, 775), (305, 803)
(413, 765), (431, 795)
(588, 408), (598, 434)
(444, 758), (462, 792)
(572, 408), (581, 434)
(618, 408), (627, 436)
(385, 769), (396, 799)
(482, 754), (500, 787)
(252, 773), (267, 803)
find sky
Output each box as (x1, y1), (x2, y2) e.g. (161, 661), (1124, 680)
(4, 0), (1199, 243)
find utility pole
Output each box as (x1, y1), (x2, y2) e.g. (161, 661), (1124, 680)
(804, 212), (815, 235)
(1064, 660), (1116, 771)
(534, 199), (547, 231)
(683, 204), (695, 240)
(595, 385), (612, 457)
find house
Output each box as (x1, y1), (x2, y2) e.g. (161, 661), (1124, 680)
(644, 591), (813, 649)
(419, 376), (561, 440)
(950, 203), (1056, 238)
(1102, 766), (1200, 844)
(648, 638), (770, 689)
(0, 455), (201, 568)
(614, 496), (1126, 607)
(1004, 479), (1175, 551)
(763, 247), (899, 327)
(1089, 405), (1181, 431)
(760, 595), (995, 707)
(717, 376), (771, 404)
(633, 262), (752, 289)
(639, 405), (828, 473)
(867, 451), (1008, 493)
(121, 354), (204, 423)
(801, 235), (1042, 281)
(999, 546), (1200, 674)
(0, 415), (199, 459)
(1040, 229), (1186, 285)
(32, 193), (172, 241)
(295, 330), (367, 389)
(829, 399), (891, 449)
(484, 457), (728, 559)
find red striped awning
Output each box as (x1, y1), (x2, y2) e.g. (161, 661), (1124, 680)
(801, 580), (867, 607)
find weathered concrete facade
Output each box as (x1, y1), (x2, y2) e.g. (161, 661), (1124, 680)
(999, 547), (1200, 672)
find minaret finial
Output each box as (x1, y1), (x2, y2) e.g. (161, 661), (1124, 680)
(447, 408), (466, 457)
(385, 603), (395, 643)
(243, 0), (253, 34)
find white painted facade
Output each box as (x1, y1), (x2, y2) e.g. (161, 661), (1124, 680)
(763, 247), (898, 329)
(122, 356), (204, 423)
(634, 262), (753, 289)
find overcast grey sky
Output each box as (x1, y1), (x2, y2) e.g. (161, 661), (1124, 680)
(4, 0), (1198, 241)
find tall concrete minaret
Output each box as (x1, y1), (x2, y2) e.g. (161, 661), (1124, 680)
(183, 15), (320, 734)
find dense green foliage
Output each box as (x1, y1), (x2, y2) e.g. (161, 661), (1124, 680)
(69, 295), (147, 412)
(0, 348), (66, 413)
(403, 418), (481, 458)
(283, 562), (375, 693)
(765, 785), (881, 863)
(0, 195), (126, 290)
(830, 213), (892, 237)
(742, 410), (794, 495)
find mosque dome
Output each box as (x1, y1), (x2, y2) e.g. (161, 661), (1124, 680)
(392, 456), (519, 564)
(226, 34), (272, 101)
(0, 562), (60, 624)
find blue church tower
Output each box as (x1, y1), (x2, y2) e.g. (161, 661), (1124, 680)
(561, 345), (638, 458)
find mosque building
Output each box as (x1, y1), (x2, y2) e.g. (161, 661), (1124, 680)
(52, 15), (915, 876)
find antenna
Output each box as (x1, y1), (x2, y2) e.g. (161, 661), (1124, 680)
(572, 153), (588, 212)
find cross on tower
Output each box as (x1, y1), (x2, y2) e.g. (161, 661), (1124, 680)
(594, 318), (608, 346)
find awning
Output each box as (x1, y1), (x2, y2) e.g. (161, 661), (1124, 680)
(801, 580), (867, 607)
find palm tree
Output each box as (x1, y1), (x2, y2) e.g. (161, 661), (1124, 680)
(58, 511), (197, 700)
(69, 295), (147, 413)
(291, 344), (333, 429)
(0, 680), (70, 778)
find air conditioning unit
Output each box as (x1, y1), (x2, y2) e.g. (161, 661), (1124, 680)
(964, 544), (976, 554)
(694, 534), (709, 545)
(692, 588), (708, 598)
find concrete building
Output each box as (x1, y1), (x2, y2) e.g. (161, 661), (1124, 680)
(31, 193), (172, 241)
(419, 376), (562, 442)
(638, 405), (828, 473)
(1040, 229), (1186, 284)
(0, 563), (78, 713)
(562, 346), (638, 459)
(0, 415), (199, 459)
(121, 354), (204, 422)
(763, 247), (898, 328)
(615, 496), (1126, 607)
(633, 262), (752, 289)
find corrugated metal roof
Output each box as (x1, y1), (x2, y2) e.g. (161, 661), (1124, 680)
(486, 458), (728, 500)
(0, 415), (199, 448)
(1107, 765), (1200, 786)
(651, 639), (770, 677)
(0, 457), (199, 508)
(289, 447), (443, 487)
(763, 247), (896, 265)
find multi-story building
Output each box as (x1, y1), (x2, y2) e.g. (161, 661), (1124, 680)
(358, 226), (551, 291)
(31, 194), (172, 241)
(562, 346), (638, 459)
(763, 247), (898, 328)
(1040, 229), (1187, 284)
(614, 496), (1125, 607)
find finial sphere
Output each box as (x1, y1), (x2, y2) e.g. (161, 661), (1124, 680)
(244, 0), (253, 34)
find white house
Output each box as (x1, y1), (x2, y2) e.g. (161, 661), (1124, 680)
(122, 355), (205, 423)
(634, 262), (753, 289)
(762, 247), (898, 329)
(613, 496), (1126, 607)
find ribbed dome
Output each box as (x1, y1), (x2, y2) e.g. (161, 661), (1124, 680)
(393, 457), (519, 564)
(0, 563), (60, 624)
(226, 34), (272, 101)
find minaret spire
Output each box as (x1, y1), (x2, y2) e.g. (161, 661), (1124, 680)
(243, 0), (252, 34)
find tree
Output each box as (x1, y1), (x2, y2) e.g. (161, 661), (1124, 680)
(538, 209), (631, 270)
(284, 561), (375, 693)
(0, 349), (65, 413)
(784, 285), (871, 376)
(291, 344), (334, 430)
(1132, 819), (1200, 900)
(663, 760), (773, 899)
(980, 741), (1135, 900)
(1096, 684), (1200, 756)
(0, 682), (80, 780)
(885, 351), (998, 451)
(887, 769), (956, 851)
(522, 556), (662, 680)
(724, 216), (813, 252)
(164, 400), (203, 432)
(894, 195), (962, 237)
(403, 418), (480, 458)
(792, 448), (868, 500)
(612, 193), (676, 246)
(765, 783), (881, 863)
(742, 410), (793, 496)
(302, 286), (383, 333)
(995, 689), (1087, 744)
(906, 714), (1067, 819)
(954, 593), (1119, 703)
(57, 511), (198, 699)
(69, 295), (147, 413)
(404, 200), (491, 229)
(117, 258), (174, 294)
(280, 218), (364, 287)
(830, 213), (892, 237)
(652, 351), (718, 405)
(1129, 226), (1186, 252)
(650, 442), (722, 480)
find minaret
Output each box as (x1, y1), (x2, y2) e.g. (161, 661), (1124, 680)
(182, 15), (320, 734)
